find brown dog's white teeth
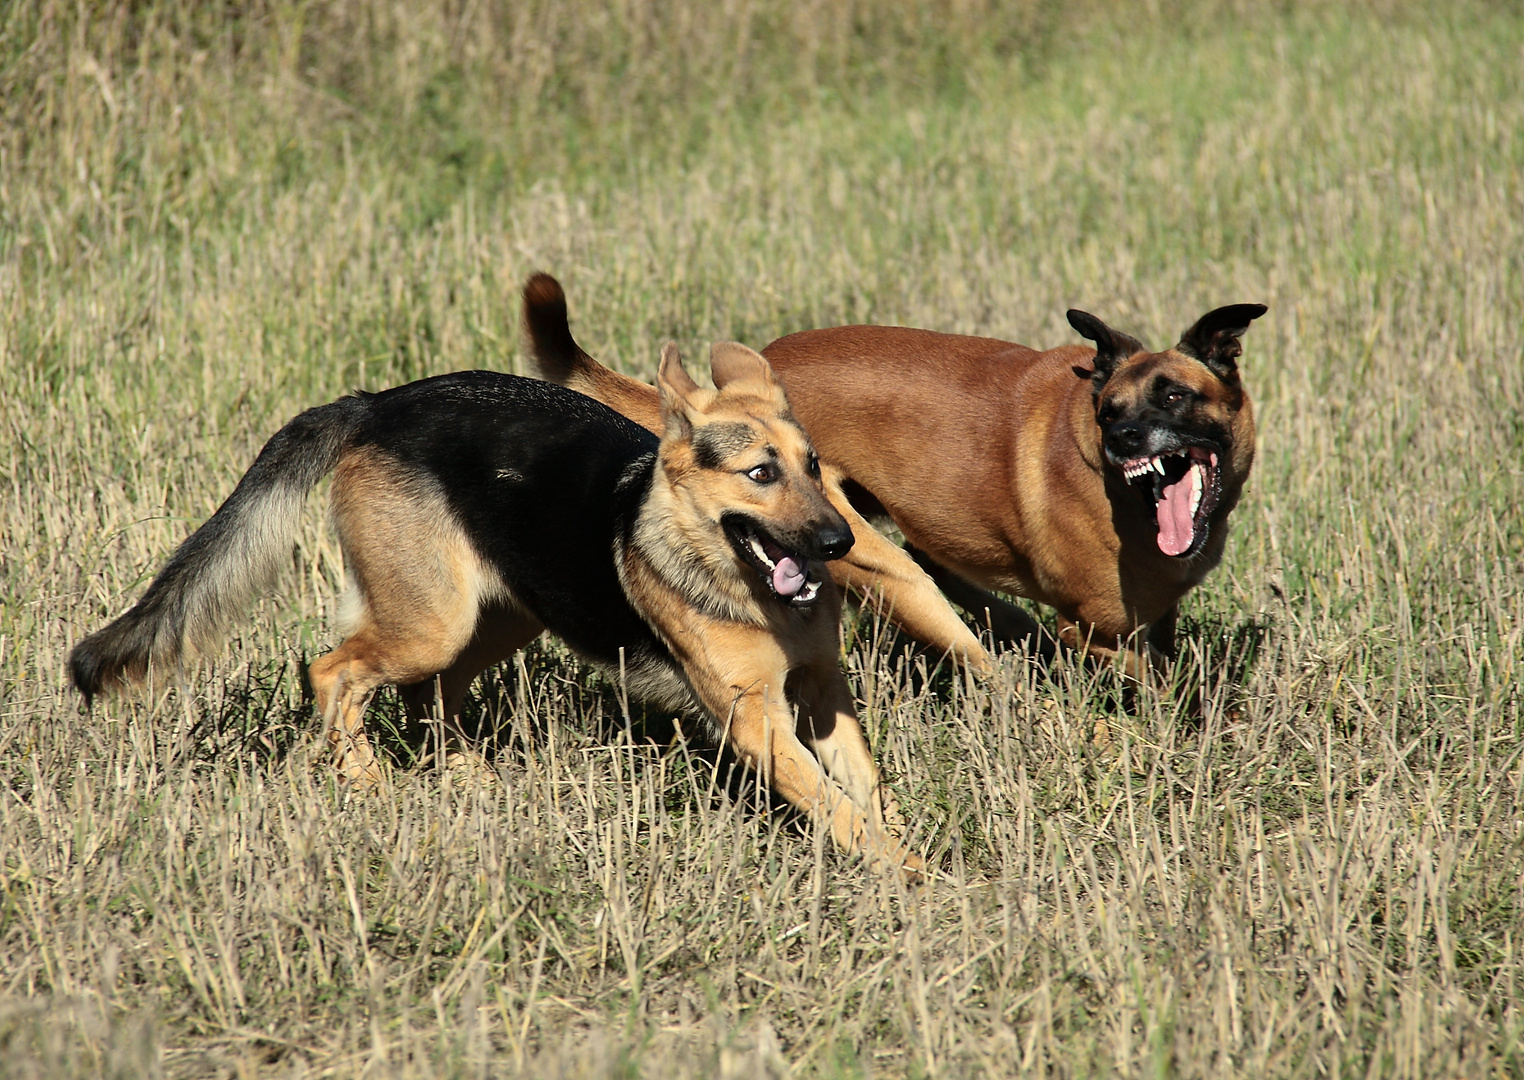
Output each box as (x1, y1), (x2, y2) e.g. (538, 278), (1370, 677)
(1123, 458), (1155, 481)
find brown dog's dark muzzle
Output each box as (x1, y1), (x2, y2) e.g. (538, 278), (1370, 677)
(1103, 420), (1150, 461)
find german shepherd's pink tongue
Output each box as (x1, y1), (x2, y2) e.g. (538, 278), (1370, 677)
(772, 557), (807, 598)
(1156, 469), (1199, 556)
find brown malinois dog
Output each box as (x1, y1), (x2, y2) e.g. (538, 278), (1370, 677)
(524, 273), (1263, 681)
(70, 344), (921, 874)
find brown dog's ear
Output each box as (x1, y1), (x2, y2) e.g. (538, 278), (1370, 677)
(1176, 303), (1267, 382)
(657, 343), (701, 437)
(709, 341), (778, 391)
(1067, 309), (1145, 391)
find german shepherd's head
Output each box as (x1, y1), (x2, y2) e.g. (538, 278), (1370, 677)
(645, 341), (853, 614)
(1069, 303), (1266, 560)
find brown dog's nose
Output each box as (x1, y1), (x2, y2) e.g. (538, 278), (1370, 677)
(1105, 422), (1147, 457)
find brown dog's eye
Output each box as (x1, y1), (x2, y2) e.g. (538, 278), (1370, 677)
(807, 453), (821, 478)
(1164, 389), (1185, 407)
(747, 464), (776, 484)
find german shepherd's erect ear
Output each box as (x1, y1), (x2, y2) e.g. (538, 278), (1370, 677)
(709, 341), (780, 394)
(657, 342), (707, 439)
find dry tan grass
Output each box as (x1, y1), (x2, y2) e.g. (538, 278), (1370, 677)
(2, 1), (1522, 1075)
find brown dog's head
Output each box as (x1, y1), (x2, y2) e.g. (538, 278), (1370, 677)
(654, 342), (853, 607)
(1069, 303), (1266, 559)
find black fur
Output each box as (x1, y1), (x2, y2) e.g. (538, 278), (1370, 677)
(1175, 303), (1268, 383)
(1067, 309), (1146, 392)
(69, 373), (683, 705)
(350, 371), (670, 674)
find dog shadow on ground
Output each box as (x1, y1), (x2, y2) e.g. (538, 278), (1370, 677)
(844, 583), (1273, 726)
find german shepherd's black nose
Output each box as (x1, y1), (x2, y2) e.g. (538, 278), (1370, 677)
(810, 522), (855, 562)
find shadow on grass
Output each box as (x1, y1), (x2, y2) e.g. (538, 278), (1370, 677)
(187, 637), (813, 835)
(843, 578), (1275, 725)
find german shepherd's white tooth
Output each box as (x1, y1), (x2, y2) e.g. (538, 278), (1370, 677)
(1153, 457), (1165, 475)
(749, 536), (775, 568)
(1190, 463), (1203, 515)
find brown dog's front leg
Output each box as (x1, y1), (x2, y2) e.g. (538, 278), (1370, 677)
(903, 546), (1057, 665)
(1146, 604), (1179, 662)
(821, 470), (994, 674)
(1055, 615), (1154, 684)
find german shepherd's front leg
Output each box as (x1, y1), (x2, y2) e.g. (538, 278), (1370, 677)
(792, 662), (916, 848)
(683, 632), (922, 876)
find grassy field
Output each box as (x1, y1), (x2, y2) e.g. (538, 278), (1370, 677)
(3, 0), (1523, 1075)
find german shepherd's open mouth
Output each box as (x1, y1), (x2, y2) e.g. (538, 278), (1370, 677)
(723, 514), (826, 605)
(1117, 444), (1222, 558)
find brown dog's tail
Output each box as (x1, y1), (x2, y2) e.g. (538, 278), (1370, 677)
(521, 272), (663, 433)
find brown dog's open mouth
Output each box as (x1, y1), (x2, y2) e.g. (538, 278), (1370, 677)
(1119, 447), (1221, 557)
(723, 517), (825, 606)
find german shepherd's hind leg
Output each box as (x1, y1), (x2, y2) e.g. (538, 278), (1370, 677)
(310, 632), (397, 785)
(398, 605), (545, 767)
(313, 451), (506, 784)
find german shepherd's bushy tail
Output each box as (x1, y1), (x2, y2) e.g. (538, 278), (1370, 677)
(69, 397), (368, 703)
(522, 272), (665, 432)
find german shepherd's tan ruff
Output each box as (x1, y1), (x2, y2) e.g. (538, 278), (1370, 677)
(525, 273), (1263, 682)
(69, 345), (920, 874)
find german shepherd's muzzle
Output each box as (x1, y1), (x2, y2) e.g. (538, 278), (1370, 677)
(722, 500), (852, 606)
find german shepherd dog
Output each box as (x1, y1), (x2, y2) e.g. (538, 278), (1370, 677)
(69, 345), (920, 873)
(524, 273), (1263, 683)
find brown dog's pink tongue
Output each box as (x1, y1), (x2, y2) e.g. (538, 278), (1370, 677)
(1156, 472), (1197, 556)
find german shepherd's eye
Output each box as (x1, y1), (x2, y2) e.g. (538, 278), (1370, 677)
(806, 453), (821, 479)
(747, 464), (777, 484)
(1163, 388), (1186, 407)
